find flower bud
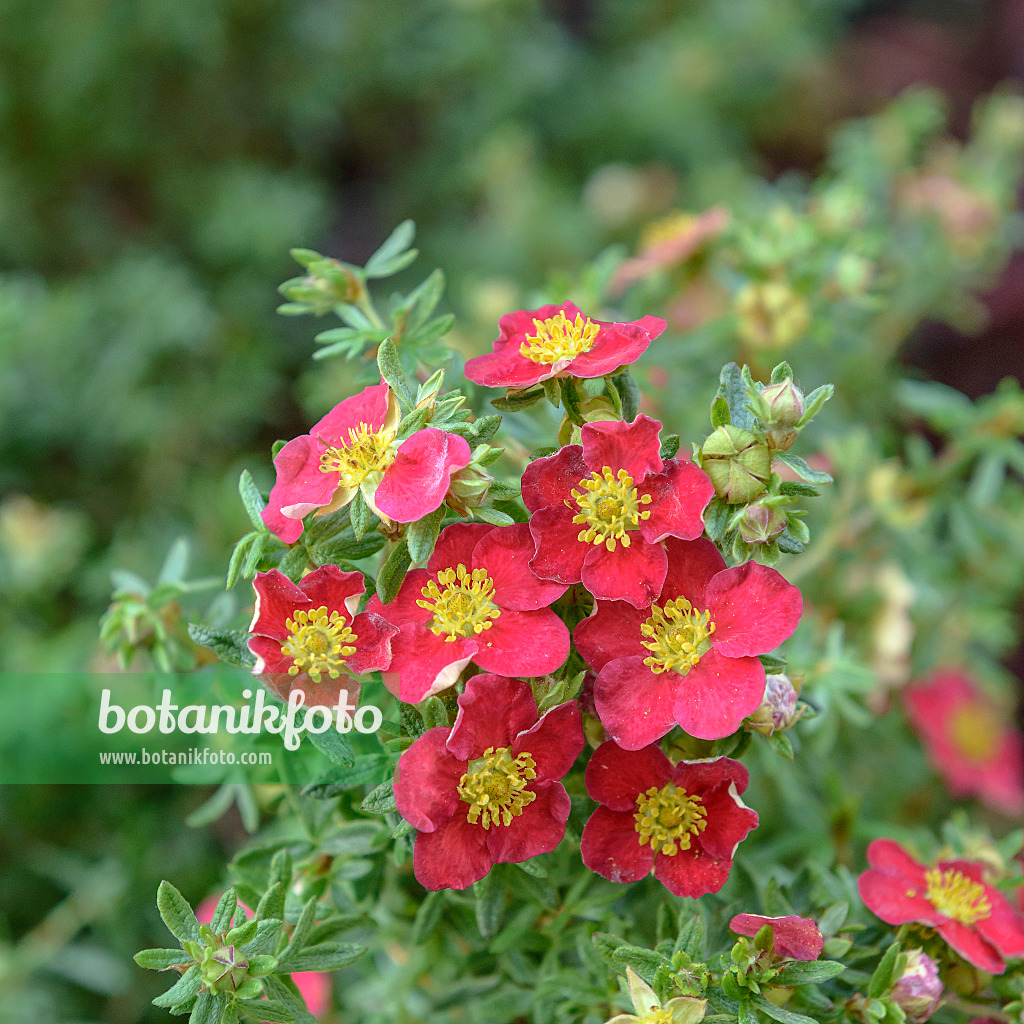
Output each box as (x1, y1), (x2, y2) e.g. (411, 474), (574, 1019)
(757, 379), (805, 451)
(700, 425), (771, 504)
(445, 464), (493, 516)
(891, 949), (943, 1024)
(201, 945), (249, 993)
(738, 501), (788, 545)
(747, 674), (800, 735)
(735, 282), (810, 350)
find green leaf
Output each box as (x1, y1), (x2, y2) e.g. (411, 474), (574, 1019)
(348, 491), (375, 541)
(361, 780), (396, 814)
(675, 915), (704, 960)
(241, 918), (283, 957)
(310, 529), (385, 565)
(778, 481), (820, 497)
(256, 882), (286, 925)
(753, 995), (818, 1024)
(718, 363), (756, 431)
(475, 506), (515, 527)
(796, 383), (834, 427)
(490, 388), (545, 412)
(421, 696), (449, 730)
(612, 944), (670, 982)
(767, 732), (794, 759)
(773, 961), (846, 985)
(187, 624), (256, 669)
(542, 377), (561, 408)
(210, 890), (237, 933)
(277, 545), (309, 580)
(152, 965), (201, 1008)
(703, 497), (730, 544)
(365, 220), (416, 278)
(236, 999), (295, 1023)
(308, 729), (355, 767)
(775, 453), (832, 485)
(376, 338), (416, 407)
(560, 378), (583, 423)
(770, 361), (793, 384)
(659, 434), (681, 459)
(710, 395), (731, 429)
(413, 890), (445, 944)
(738, 1000), (760, 1024)
(279, 897), (318, 965)
(591, 931), (622, 968)
(405, 270), (446, 332)
(818, 902), (848, 938)
(474, 870), (505, 940)
(281, 943), (366, 971)
(189, 990), (227, 1024)
(239, 471), (268, 532)
(134, 948), (195, 971)
(270, 848), (293, 891)
(869, 942), (904, 998)
(407, 506), (446, 564)
(376, 541), (411, 605)
(157, 882), (201, 945)
(611, 370), (641, 422)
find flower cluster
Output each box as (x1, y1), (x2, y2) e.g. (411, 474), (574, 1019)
(239, 302), (810, 901)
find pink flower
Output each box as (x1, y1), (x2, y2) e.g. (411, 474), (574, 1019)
(464, 302), (666, 390)
(367, 523), (571, 703)
(905, 670), (1024, 815)
(523, 415), (714, 609)
(729, 914), (824, 961)
(858, 839), (1024, 974)
(262, 381), (471, 543)
(575, 537), (802, 748)
(249, 565), (396, 705)
(393, 673), (584, 890)
(581, 743), (757, 898)
(196, 896), (330, 1020)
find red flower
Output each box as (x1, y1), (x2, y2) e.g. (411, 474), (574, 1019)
(262, 381), (471, 543)
(523, 416), (714, 609)
(249, 565), (396, 705)
(858, 839), (1024, 974)
(464, 301), (666, 390)
(729, 914), (824, 961)
(393, 673), (584, 890)
(905, 670), (1024, 816)
(366, 523), (571, 703)
(581, 743), (757, 898)
(575, 537), (802, 747)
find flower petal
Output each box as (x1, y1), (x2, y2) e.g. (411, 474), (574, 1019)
(310, 381), (392, 440)
(375, 429), (472, 523)
(383, 625), (477, 702)
(344, 611), (397, 674)
(521, 445), (587, 513)
(474, 522), (569, 610)
(704, 562), (802, 657)
(581, 805), (654, 884)
(638, 461), (714, 543)
(594, 657), (679, 750)
(262, 435), (337, 543)
(585, 740), (672, 810)
(394, 727), (466, 832)
(568, 317), (664, 378)
(935, 920), (1007, 974)
(672, 650), (766, 741)
(448, 674), (539, 760)
(412, 813), (494, 890)
(672, 756), (750, 797)
(514, 701), (584, 782)
(484, 781), (571, 865)
(472, 608), (570, 678)
(296, 564), (366, 620)
(365, 568), (433, 627)
(463, 345), (564, 389)
(653, 845), (732, 898)
(660, 537), (727, 609)
(581, 536), (667, 609)
(251, 570), (310, 640)
(694, 781), (758, 861)
(580, 415), (663, 481)
(429, 522), (495, 575)
(529, 505), (587, 584)
(857, 869), (941, 927)
(865, 839), (929, 883)
(574, 600), (649, 673)
(729, 915), (824, 962)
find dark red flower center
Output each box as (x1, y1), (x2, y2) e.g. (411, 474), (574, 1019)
(280, 606), (358, 683)
(569, 466), (652, 551)
(634, 782), (707, 856)
(640, 598), (716, 674)
(921, 867), (991, 925)
(457, 746), (538, 828)
(416, 564), (501, 640)
(319, 421), (396, 488)
(519, 311), (600, 364)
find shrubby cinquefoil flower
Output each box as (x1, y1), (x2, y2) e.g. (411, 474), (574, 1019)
(249, 565), (396, 703)
(604, 967), (707, 1024)
(262, 381), (471, 543)
(581, 743), (757, 897)
(394, 673), (583, 890)
(858, 839), (1024, 974)
(464, 302), (666, 390)
(575, 537), (801, 747)
(367, 523), (570, 703)
(524, 415), (714, 609)
(728, 914), (824, 961)
(905, 670), (1024, 816)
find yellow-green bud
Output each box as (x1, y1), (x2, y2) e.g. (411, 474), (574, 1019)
(738, 501), (788, 544)
(700, 425), (771, 504)
(758, 379), (805, 451)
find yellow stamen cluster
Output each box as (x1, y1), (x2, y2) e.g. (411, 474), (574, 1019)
(458, 746), (538, 828)
(924, 867), (992, 925)
(634, 783), (708, 856)
(519, 311), (600, 364)
(569, 466), (652, 551)
(949, 704), (1001, 764)
(319, 422), (395, 487)
(281, 607), (358, 683)
(644, 1010), (675, 1024)
(417, 564), (501, 641)
(640, 598), (716, 674)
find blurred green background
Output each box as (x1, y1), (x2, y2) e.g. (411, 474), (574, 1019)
(2, 1), (1024, 1020)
